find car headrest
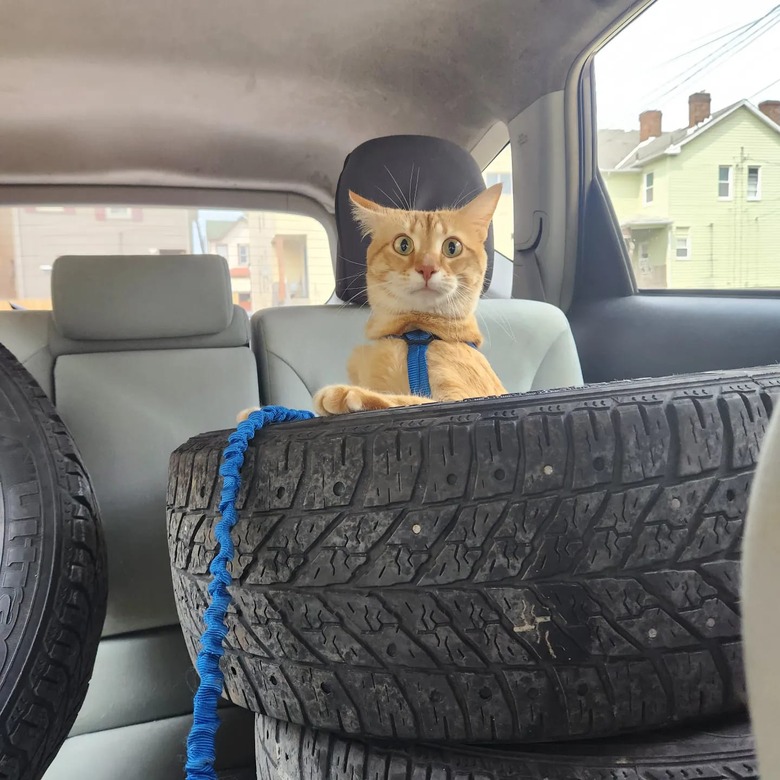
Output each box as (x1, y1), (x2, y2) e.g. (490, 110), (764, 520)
(52, 254), (234, 341)
(335, 135), (495, 305)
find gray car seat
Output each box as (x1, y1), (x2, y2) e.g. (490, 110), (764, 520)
(0, 254), (258, 779)
(251, 135), (583, 406)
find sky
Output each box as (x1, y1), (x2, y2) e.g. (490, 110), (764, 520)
(595, 0), (780, 131)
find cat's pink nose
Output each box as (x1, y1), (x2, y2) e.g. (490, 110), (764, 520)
(418, 266), (438, 283)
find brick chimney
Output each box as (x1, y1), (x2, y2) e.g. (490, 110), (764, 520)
(759, 100), (780, 126)
(688, 92), (711, 127)
(639, 110), (663, 141)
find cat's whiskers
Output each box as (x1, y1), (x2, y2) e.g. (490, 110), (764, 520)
(374, 185), (405, 211)
(384, 165), (411, 210)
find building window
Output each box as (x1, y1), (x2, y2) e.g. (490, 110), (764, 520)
(643, 172), (654, 204)
(216, 243), (228, 259)
(718, 166), (732, 199)
(237, 244), (250, 266)
(747, 166), (761, 201)
(675, 229), (691, 260)
(36, 206), (66, 213)
(106, 207), (132, 219)
(484, 172), (513, 195)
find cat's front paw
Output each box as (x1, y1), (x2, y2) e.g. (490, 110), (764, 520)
(236, 406), (261, 423)
(314, 385), (389, 415)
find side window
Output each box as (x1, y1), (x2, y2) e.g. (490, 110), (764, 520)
(595, 1), (780, 290)
(0, 206), (334, 312)
(482, 145), (514, 258)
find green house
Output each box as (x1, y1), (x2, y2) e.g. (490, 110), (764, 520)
(600, 94), (780, 289)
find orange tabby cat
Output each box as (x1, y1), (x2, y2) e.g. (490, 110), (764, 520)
(312, 183), (507, 416)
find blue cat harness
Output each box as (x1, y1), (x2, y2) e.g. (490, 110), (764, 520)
(389, 329), (477, 397)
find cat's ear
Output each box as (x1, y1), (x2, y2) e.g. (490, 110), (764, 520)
(349, 191), (387, 238)
(458, 183), (503, 231)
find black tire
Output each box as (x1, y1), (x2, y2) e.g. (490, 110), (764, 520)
(254, 713), (756, 780)
(0, 344), (107, 779)
(168, 368), (779, 744)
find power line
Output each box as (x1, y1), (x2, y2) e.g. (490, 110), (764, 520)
(660, 18), (759, 65)
(749, 76), (780, 100)
(640, 5), (780, 107)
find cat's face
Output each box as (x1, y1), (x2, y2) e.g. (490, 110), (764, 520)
(349, 183), (502, 318)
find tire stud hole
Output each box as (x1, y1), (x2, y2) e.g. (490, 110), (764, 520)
(386, 643), (397, 657)
(494, 468), (506, 481)
(592, 457), (605, 471)
(320, 682), (332, 695)
(269, 675), (278, 686)
(726, 489), (736, 502)
(333, 481), (346, 496)
(478, 686), (492, 700)
(276, 486), (285, 500)
(576, 683), (588, 696)
(446, 474), (457, 486)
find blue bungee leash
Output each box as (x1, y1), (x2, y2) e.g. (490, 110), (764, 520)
(184, 405), (314, 780)
(389, 329), (477, 397)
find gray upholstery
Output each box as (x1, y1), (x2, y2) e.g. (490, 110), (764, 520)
(0, 310), (53, 396)
(56, 348), (257, 635)
(45, 708), (254, 779)
(253, 299), (583, 409)
(52, 254), (233, 340)
(743, 407), (780, 777)
(0, 254), (258, 779)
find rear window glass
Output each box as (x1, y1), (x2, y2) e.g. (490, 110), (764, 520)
(0, 205), (334, 312)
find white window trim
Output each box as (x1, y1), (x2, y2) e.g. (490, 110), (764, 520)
(747, 166), (762, 201)
(675, 232), (691, 261)
(718, 165), (733, 201)
(643, 172), (654, 206)
(106, 206), (132, 220)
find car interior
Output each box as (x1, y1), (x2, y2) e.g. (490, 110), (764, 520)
(0, 0), (778, 777)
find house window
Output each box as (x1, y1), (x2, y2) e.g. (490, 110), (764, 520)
(643, 172), (654, 204)
(481, 144), (515, 283)
(216, 243), (228, 259)
(36, 206), (66, 213)
(484, 172), (513, 195)
(747, 166), (761, 201)
(106, 207), (132, 219)
(237, 244), (250, 266)
(675, 229), (691, 260)
(717, 166), (732, 199)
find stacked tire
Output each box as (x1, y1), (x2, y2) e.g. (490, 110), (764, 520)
(168, 368), (774, 779)
(0, 345), (107, 779)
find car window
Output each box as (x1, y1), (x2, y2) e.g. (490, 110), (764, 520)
(482, 144), (514, 259)
(0, 205), (334, 312)
(594, 0), (780, 291)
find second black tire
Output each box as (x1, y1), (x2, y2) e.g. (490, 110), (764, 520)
(0, 344), (107, 779)
(168, 368), (778, 743)
(255, 713), (757, 780)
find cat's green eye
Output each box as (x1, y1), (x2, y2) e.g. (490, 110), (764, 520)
(442, 238), (463, 258)
(393, 235), (414, 255)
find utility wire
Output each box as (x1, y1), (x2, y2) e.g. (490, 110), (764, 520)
(640, 5), (780, 107)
